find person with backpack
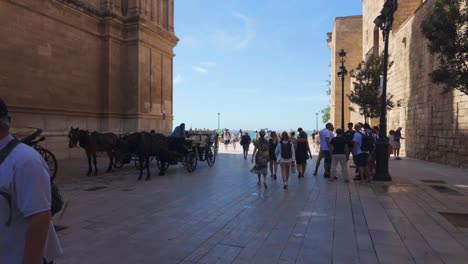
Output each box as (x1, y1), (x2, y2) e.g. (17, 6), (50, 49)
(275, 131), (296, 189)
(0, 98), (62, 264)
(353, 123), (372, 182)
(295, 131), (312, 178)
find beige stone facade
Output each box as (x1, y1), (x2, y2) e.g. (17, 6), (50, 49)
(330, 0), (468, 167)
(327, 16), (363, 128)
(0, 0), (178, 158)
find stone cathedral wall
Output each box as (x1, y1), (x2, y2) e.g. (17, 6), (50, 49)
(362, 0), (468, 167)
(0, 0), (178, 159)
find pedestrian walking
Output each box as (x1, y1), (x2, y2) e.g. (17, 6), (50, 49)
(295, 131), (312, 178)
(240, 132), (251, 160)
(388, 130), (395, 159)
(276, 131), (296, 189)
(223, 130), (231, 151)
(268, 131), (279, 180)
(289, 131), (297, 145)
(393, 127), (404, 160)
(329, 129), (349, 182)
(0, 98), (62, 264)
(297, 127), (307, 138)
(313, 129), (322, 176)
(319, 123), (334, 178)
(250, 130), (270, 188)
(232, 133), (239, 151)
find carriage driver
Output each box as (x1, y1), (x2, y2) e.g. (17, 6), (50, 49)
(172, 123), (186, 137)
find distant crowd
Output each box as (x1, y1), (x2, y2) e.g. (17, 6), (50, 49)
(217, 123), (404, 190)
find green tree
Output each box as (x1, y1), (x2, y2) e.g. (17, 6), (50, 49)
(348, 54), (395, 119)
(421, 0), (468, 95)
(320, 106), (330, 123)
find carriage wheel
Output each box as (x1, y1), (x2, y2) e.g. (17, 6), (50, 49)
(157, 159), (169, 171)
(36, 147), (58, 182)
(207, 147), (216, 167)
(185, 152), (198, 173)
(113, 152), (125, 169)
(113, 158), (125, 169)
(133, 154), (146, 169)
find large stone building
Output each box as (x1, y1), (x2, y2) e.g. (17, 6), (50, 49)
(329, 0), (468, 167)
(0, 0), (178, 158)
(327, 16), (363, 128)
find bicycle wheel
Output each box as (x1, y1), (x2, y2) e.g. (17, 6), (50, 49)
(36, 147), (58, 182)
(206, 146), (216, 167)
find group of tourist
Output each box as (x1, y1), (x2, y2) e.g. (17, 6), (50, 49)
(247, 122), (404, 189)
(249, 128), (312, 189)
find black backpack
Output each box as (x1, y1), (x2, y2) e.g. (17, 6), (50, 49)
(281, 142), (292, 159)
(0, 139), (63, 227)
(358, 131), (375, 152)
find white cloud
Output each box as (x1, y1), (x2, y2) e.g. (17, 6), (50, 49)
(174, 74), (184, 85)
(232, 12), (256, 49)
(192, 66), (208, 74)
(209, 12), (256, 51)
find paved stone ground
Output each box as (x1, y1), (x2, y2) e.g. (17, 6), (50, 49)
(52, 146), (468, 264)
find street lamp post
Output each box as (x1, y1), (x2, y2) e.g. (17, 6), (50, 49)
(315, 112), (319, 130)
(217, 113), (220, 131)
(373, 0), (397, 181)
(337, 49), (348, 130)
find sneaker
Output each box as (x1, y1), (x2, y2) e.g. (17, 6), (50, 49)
(257, 181), (261, 186)
(283, 185), (288, 189)
(313, 171), (318, 176)
(324, 174), (330, 178)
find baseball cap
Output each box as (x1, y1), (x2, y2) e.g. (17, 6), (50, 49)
(0, 98), (8, 118)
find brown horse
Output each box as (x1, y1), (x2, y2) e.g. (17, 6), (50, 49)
(114, 132), (171, 180)
(68, 127), (118, 176)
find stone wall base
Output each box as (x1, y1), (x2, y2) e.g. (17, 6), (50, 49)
(10, 109), (172, 159)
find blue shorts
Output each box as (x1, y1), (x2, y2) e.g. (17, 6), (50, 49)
(356, 153), (369, 167)
(321, 150), (331, 165)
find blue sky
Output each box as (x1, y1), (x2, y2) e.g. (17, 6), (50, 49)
(173, 0), (362, 131)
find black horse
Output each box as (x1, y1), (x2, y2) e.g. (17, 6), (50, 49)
(68, 127), (118, 176)
(114, 132), (170, 180)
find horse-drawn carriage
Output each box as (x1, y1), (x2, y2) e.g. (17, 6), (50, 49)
(67, 127), (217, 180)
(156, 132), (217, 173)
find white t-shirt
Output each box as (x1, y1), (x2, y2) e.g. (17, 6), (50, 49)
(320, 129), (333, 151)
(0, 135), (62, 263)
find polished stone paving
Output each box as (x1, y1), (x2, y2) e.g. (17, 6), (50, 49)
(53, 148), (468, 264)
